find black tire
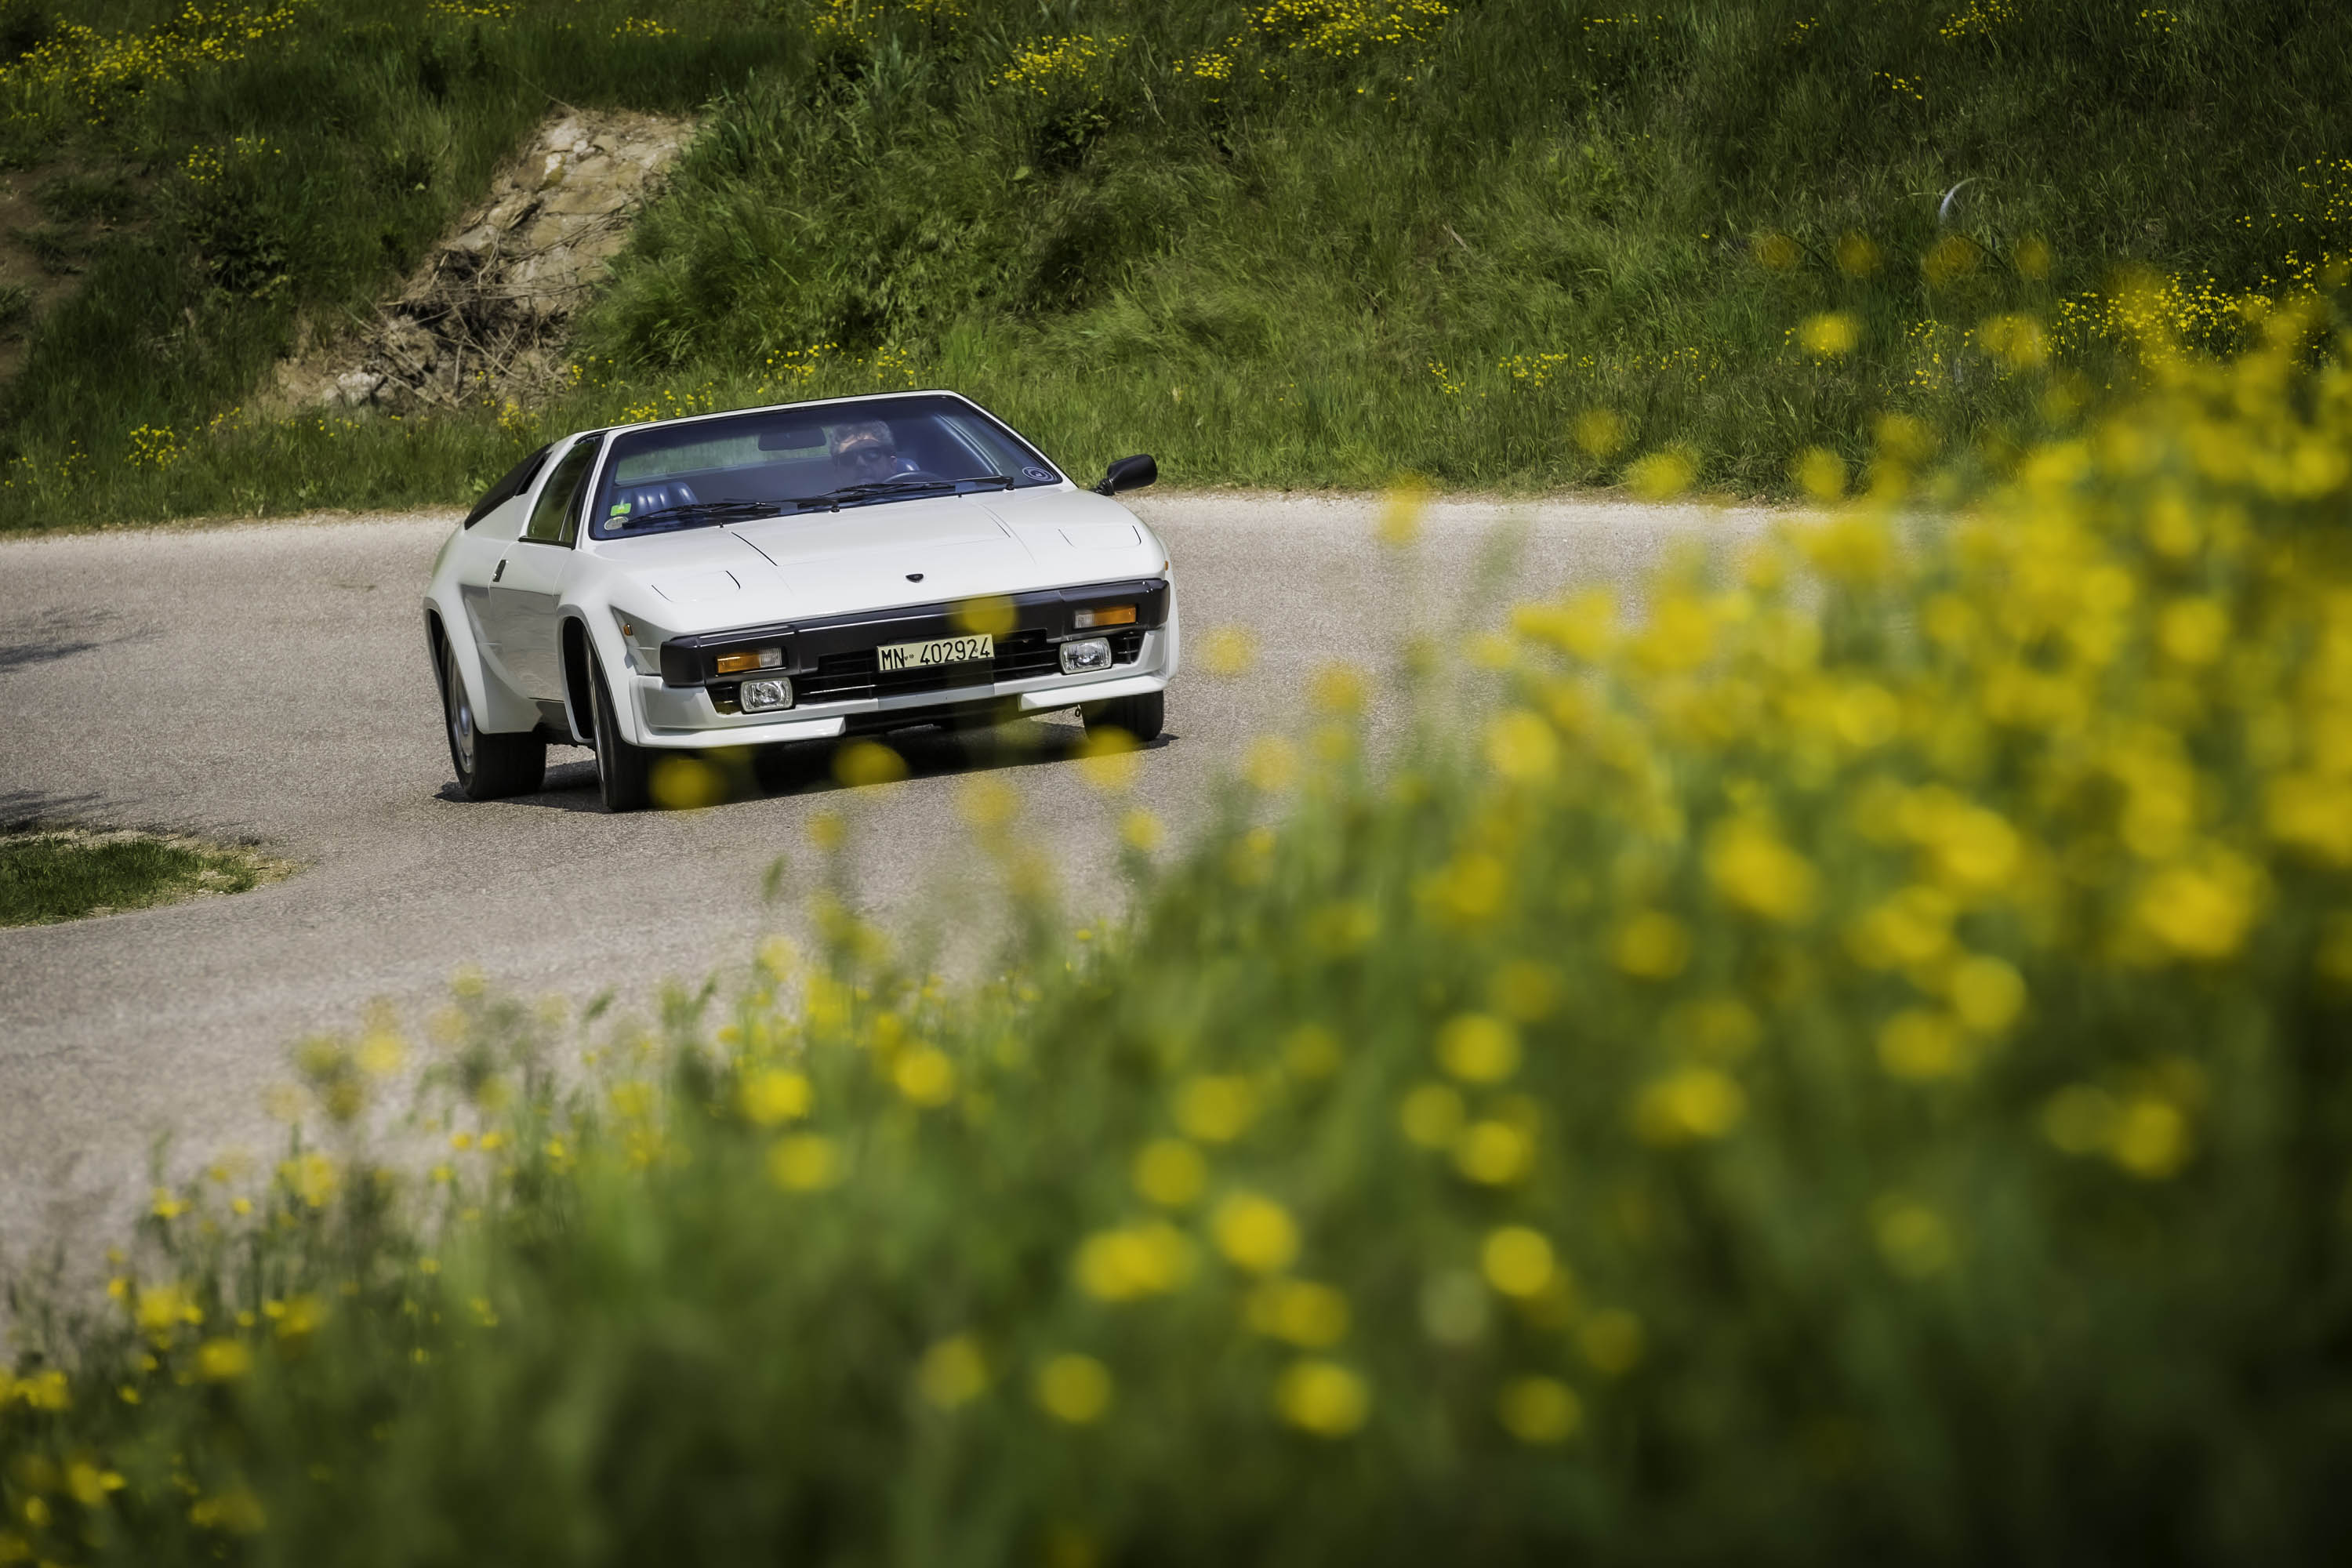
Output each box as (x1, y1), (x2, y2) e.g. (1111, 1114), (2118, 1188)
(440, 638), (544, 800)
(589, 654), (654, 812)
(1082, 689), (1164, 743)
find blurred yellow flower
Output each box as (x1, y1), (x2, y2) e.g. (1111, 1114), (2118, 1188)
(916, 1334), (989, 1409)
(1978, 313), (2050, 370)
(954, 596), (1016, 636)
(1835, 231), (1882, 278)
(1497, 1374), (1583, 1442)
(650, 754), (725, 809)
(1436, 1013), (1519, 1083)
(1949, 954), (2026, 1032)
(1791, 445), (1846, 500)
(65, 1461), (125, 1506)
(1871, 1197), (1956, 1278)
(1633, 1068), (1747, 1143)
(1214, 1192), (1300, 1274)
(2111, 1096), (2192, 1178)
(1485, 709), (1559, 782)
(2156, 597), (2229, 665)
(1076, 1222), (1197, 1299)
(1480, 1225), (1555, 1298)
(189, 1488), (266, 1534)
(1454, 1120), (1534, 1184)
(1376, 481), (1430, 546)
(1577, 1308), (1645, 1375)
(1120, 807), (1166, 853)
(893, 1047), (956, 1106)
(1035, 1353), (1112, 1423)
(741, 1069), (811, 1127)
(1398, 1082), (1467, 1148)
(1798, 312), (1860, 358)
(768, 1134), (843, 1191)
(1247, 1278), (1352, 1347)
(1625, 448), (1697, 500)
(1755, 232), (1800, 270)
(1489, 959), (1563, 1021)
(1876, 1009), (1967, 1080)
(1133, 1138), (1208, 1207)
(1309, 661), (1369, 714)
(957, 775), (1018, 829)
(833, 741), (908, 788)
(1274, 1358), (1370, 1436)
(1175, 1075), (1258, 1142)
(1200, 624), (1257, 677)
(1243, 735), (1298, 793)
(1610, 909), (1692, 979)
(1283, 1022), (1344, 1078)
(1078, 728), (1143, 791)
(194, 1338), (251, 1382)
(1705, 818), (1817, 922)
(1573, 408), (1627, 459)
(2134, 852), (2263, 960)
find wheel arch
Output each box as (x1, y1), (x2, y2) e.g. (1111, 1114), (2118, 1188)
(559, 613), (605, 748)
(423, 590), (537, 735)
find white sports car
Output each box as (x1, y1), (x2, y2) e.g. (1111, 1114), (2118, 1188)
(423, 390), (1174, 811)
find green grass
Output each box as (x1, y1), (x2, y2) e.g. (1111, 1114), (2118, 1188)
(0, 829), (285, 925)
(1, 0), (2347, 531)
(4, 318), (2352, 1563)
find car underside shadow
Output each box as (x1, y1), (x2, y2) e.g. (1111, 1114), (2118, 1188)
(428, 721), (1175, 813)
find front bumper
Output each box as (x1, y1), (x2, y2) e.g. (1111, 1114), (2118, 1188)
(633, 578), (1174, 747)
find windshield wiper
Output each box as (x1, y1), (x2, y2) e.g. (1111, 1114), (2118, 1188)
(791, 475), (1015, 512)
(615, 499), (783, 531)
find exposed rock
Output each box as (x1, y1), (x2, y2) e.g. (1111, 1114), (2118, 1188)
(272, 110), (693, 413)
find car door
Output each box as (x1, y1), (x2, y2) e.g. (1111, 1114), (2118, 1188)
(485, 435), (601, 702)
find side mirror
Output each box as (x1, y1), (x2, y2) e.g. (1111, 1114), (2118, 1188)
(1094, 453), (1157, 495)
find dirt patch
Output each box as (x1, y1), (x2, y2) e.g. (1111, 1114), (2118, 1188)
(0, 161), (149, 388)
(272, 110), (694, 414)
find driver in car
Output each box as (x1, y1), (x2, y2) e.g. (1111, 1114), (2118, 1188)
(829, 420), (913, 485)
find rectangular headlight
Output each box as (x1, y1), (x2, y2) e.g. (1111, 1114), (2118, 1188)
(1073, 604), (1136, 630)
(716, 647), (783, 675)
(1061, 637), (1113, 674)
(741, 677), (794, 712)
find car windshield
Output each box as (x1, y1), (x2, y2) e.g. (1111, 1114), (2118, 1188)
(586, 394), (1065, 540)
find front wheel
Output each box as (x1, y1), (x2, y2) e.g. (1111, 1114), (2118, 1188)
(590, 655), (653, 812)
(1082, 689), (1164, 744)
(441, 639), (544, 800)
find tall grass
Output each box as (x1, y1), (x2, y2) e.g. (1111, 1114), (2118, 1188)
(6, 303), (2352, 1561)
(3, 0), (2350, 529)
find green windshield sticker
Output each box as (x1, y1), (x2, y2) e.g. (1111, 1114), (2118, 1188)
(610, 502), (631, 514)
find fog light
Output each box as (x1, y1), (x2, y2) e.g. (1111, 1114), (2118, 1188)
(716, 647), (784, 675)
(741, 677), (794, 712)
(1061, 637), (1113, 674)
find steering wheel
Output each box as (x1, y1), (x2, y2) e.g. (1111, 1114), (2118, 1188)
(891, 469), (953, 485)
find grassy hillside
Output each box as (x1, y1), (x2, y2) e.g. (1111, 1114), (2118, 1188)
(1, 0), (2347, 529)
(5, 317), (2352, 1562)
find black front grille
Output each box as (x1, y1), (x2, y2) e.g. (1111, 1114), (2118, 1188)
(789, 627), (1149, 706)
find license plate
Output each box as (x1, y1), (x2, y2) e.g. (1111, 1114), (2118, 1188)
(877, 633), (994, 672)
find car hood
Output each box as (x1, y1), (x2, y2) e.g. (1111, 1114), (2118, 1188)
(596, 490), (1164, 634)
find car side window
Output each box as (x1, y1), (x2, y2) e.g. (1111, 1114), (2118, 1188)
(463, 443), (553, 529)
(524, 438), (601, 546)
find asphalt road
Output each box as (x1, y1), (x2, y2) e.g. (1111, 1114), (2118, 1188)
(0, 492), (1770, 1258)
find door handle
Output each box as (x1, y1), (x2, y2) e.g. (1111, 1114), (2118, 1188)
(492, 559), (506, 583)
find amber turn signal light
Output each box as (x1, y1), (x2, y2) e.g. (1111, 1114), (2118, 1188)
(715, 648), (783, 675)
(1073, 604), (1136, 630)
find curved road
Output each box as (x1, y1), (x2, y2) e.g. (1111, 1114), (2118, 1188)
(0, 493), (1768, 1255)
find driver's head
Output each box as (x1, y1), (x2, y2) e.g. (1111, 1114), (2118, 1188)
(829, 421), (898, 483)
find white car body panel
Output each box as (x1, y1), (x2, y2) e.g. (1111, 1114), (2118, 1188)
(422, 392), (1177, 754)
